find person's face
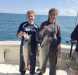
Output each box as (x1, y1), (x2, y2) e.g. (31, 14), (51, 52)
(49, 12), (57, 23)
(27, 13), (35, 23)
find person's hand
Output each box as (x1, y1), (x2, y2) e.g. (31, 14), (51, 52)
(17, 31), (29, 39)
(23, 32), (30, 40)
(17, 31), (24, 38)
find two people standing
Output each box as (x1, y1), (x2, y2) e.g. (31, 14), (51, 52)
(17, 8), (61, 75)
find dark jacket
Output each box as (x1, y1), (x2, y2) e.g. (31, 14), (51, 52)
(71, 24), (78, 41)
(17, 21), (38, 43)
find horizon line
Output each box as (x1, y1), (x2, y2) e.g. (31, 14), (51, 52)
(0, 12), (77, 16)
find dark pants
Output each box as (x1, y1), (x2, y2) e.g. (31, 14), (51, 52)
(30, 42), (37, 75)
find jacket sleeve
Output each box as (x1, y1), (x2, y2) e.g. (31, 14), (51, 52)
(71, 24), (78, 41)
(17, 22), (26, 35)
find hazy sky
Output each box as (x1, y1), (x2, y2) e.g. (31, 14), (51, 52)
(0, 0), (78, 15)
